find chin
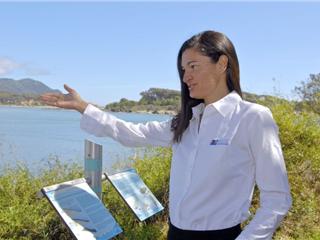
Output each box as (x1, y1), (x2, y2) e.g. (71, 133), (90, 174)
(189, 92), (202, 100)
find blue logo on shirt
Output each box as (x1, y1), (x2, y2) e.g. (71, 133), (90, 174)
(210, 139), (229, 145)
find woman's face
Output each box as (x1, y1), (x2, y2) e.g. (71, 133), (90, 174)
(181, 48), (228, 104)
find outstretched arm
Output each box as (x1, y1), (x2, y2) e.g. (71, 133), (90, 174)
(80, 104), (173, 147)
(41, 84), (174, 147)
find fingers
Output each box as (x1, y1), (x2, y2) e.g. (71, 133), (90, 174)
(40, 84), (79, 109)
(40, 96), (70, 109)
(45, 101), (58, 107)
(40, 93), (62, 102)
(39, 93), (62, 108)
(64, 84), (76, 94)
(40, 92), (60, 99)
(39, 97), (58, 107)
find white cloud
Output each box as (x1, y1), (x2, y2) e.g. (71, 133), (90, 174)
(0, 57), (50, 76)
(0, 57), (20, 75)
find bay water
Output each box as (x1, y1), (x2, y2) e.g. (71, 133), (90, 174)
(0, 106), (171, 175)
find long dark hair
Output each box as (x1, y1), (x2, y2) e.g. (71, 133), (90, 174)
(171, 30), (242, 143)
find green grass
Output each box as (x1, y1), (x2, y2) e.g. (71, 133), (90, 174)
(0, 158), (83, 240)
(0, 102), (319, 239)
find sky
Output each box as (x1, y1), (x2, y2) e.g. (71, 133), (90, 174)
(0, 1), (319, 106)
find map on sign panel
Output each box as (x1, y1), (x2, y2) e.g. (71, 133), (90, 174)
(41, 178), (122, 240)
(106, 168), (164, 221)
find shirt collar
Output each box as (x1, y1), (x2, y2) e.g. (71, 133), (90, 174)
(191, 102), (205, 120)
(191, 91), (242, 119)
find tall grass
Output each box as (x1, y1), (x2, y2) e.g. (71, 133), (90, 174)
(0, 157), (83, 240)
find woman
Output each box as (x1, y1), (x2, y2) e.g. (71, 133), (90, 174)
(41, 30), (292, 240)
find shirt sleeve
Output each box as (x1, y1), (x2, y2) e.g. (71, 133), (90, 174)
(80, 104), (173, 147)
(236, 106), (292, 240)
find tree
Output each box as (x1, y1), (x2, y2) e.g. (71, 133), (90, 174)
(294, 73), (320, 114)
(139, 88), (180, 104)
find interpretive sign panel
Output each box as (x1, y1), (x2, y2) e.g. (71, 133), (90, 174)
(41, 178), (122, 240)
(106, 169), (164, 221)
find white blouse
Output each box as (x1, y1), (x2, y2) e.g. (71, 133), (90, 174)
(80, 91), (292, 240)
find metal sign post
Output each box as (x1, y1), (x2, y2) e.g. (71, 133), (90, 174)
(85, 139), (103, 199)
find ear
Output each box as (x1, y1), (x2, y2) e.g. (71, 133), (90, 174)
(217, 55), (228, 73)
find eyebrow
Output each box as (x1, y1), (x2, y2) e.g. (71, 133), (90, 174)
(181, 60), (199, 68)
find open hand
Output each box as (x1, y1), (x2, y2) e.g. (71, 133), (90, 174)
(40, 84), (88, 113)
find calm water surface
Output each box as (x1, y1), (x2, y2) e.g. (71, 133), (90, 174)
(0, 106), (171, 174)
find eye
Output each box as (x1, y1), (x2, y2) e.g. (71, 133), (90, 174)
(190, 64), (198, 70)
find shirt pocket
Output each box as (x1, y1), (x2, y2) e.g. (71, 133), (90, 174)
(195, 143), (230, 184)
(199, 141), (229, 168)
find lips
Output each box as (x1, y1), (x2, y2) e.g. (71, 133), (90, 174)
(187, 83), (197, 91)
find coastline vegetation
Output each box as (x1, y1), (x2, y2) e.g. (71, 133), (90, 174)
(0, 92), (43, 107)
(104, 88), (180, 115)
(104, 87), (293, 115)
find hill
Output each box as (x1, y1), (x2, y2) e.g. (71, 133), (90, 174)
(0, 78), (60, 106)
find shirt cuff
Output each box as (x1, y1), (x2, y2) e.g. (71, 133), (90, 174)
(80, 104), (106, 134)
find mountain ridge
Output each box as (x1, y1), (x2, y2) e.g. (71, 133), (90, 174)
(0, 78), (60, 95)
(0, 78), (61, 106)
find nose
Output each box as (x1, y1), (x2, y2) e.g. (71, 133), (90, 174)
(183, 70), (192, 84)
